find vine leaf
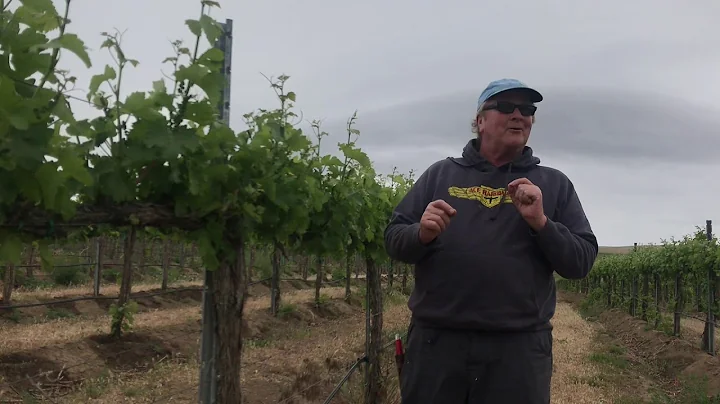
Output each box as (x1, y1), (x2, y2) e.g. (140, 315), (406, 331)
(0, 233), (23, 265)
(34, 34), (92, 68)
(19, 0), (57, 13)
(57, 148), (92, 185)
(185, 19), (202, 37)
(35, 163), (61, 209)
(199, 14), (224, 45)
(88, 65), (117, 99)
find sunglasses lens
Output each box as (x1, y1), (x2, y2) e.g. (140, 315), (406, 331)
(519, 105), (537, 116)
(494, 102), (536, 116)
(495, 102), (516, 114)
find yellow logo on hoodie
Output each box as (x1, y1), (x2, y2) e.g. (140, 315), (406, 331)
(448, 186), (512, 208)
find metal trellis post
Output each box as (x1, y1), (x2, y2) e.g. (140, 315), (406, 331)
(198, 18), (233, 404)
(706, 219), (715, 355)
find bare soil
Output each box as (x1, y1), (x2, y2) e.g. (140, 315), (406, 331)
(0, 285), (369, 403)
(5, 284), (711, 403)
(0, 278), (365, 326)
(561, 290), (720, 402)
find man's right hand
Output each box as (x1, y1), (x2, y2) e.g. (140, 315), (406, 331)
(419, 199), (457, 245)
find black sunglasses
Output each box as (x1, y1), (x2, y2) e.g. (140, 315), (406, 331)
(482, 101), (537, 117)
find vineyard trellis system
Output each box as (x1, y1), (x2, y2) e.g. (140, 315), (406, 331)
(0, 1), (414, 403)
(1, 234), (411, 310)
(563, 219), (719, 356)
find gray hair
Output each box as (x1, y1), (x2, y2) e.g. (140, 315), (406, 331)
(470, 101), (536, 134)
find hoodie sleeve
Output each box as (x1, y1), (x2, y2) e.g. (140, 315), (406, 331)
(532, 178), (599, 279)
(384, 167), (437, 264)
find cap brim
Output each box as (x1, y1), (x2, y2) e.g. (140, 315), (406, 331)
(490, 87), (543, 103)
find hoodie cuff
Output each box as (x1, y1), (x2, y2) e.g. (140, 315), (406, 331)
(529, 218), (564, 248)
(529, 217), (552, 236)
(406, 222), (437, 259)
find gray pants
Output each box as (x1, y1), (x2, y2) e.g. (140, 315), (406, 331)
(399, 321), (553, 404)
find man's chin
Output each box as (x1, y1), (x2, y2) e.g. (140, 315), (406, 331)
(504, 133), (528, 147)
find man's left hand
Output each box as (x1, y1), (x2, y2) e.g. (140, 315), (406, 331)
(507, 178), (547, 232)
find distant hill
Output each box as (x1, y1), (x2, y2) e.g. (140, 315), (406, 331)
(598, 245), (666, 255)
(598, 246), (634, 255)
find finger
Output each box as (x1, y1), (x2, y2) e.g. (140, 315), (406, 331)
(508, 177), (533, 188)
(515, 190), (527, 204)
(426, 209), (451, 227)
(518, 184), (540, 200)
(422, 215), (445, 233)
(519, 192), (537, 204)
(422, 220), (442, 234)
(508, 184), (523, 199)
(429, 199), (457, 216)
(429, 200), (457, 217)
(429, 214), (448, 231)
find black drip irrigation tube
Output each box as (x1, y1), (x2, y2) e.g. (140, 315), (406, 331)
(322, 356), (368, 404)
(322, 332), (408, 404)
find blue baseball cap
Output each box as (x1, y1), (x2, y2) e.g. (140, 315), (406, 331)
(477, 78), (543, 110)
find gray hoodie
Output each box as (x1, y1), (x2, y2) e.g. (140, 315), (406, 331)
(384, 138), (598, 331)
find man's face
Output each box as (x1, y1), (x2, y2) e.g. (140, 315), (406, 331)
(476, 90), (536, 151)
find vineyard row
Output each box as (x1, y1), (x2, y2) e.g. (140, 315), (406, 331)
(1, 235), (414, 310)
(562, 220), (719, 355)
(0, 0), (414, 401)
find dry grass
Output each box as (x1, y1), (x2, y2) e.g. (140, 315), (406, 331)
(2, 289), (629, 404)
(63, 302), (618, 404)
(0, 305), (201, 353)
(550, 302), (616, 403)
(244, 287), (347, 311)
(8, 280), (204, 303)
(0, 287), (348, 353)
(50, 292), (411, 404)
(54, 358), (200, 403)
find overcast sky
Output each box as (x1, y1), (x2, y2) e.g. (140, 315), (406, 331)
(50, 0), (720, 247)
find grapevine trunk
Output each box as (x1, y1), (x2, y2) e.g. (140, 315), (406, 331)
(212, 240), (247, 403)
(365, 255), (384, 404)
(2, 262), (14, 305)
(112, 226), (136, 338)
(271, 244), (281, 316)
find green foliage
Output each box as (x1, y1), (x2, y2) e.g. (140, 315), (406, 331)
(590, 229), (719, 286)
(109, 300), (139, 336)
(331, 266), (346, 281)
(102, 268), (121, 284)
(569, 226), (720, 325)
(51, 264), (88, 286)
(0, 0), (413, 274)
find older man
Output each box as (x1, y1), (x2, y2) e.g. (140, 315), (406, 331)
(384, 78), (598, 404)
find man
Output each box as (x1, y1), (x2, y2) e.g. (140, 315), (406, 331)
(384, 78), (598, 404)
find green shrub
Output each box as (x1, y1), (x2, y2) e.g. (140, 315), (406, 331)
(52, 265), (89, 286)
(102, 269), (121, 283)
(331, 267), (346, 281)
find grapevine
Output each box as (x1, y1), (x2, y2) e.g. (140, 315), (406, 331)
(0, 0), (414, 402)
(569, 225), (719, 354)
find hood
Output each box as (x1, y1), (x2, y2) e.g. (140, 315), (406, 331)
(449, 138), (541, 221)
(450, 138), (541, 172)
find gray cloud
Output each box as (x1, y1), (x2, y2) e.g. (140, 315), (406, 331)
(50, 0), (720, 246)
(308, 89), (720, 248)
(314, 89), (720, 176)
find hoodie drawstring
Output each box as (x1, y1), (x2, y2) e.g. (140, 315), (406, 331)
(490, 162), (512, 221)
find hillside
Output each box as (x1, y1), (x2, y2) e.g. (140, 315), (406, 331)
(598, 246), (634, 254)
